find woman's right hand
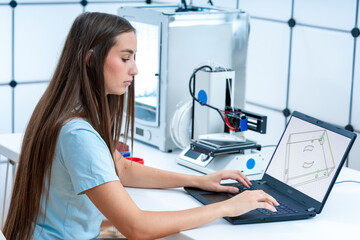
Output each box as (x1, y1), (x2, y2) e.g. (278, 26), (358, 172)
(223, 190), (279, 217)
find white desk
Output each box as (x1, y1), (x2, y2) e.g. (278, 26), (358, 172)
(1, 133), (360, 239)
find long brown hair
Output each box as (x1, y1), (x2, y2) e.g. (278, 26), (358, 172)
(3, 12), (135, 239)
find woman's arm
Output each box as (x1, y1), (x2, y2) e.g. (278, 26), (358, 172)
(115, 151), (198, 188)
(86, 180), (278, 240)
(114, 150), (251, 193)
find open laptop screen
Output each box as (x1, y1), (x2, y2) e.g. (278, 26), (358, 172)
(266, 115), (352, 203)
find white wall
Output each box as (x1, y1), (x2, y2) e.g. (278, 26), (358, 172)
(182, 0), (360, 171)
(238, 0), (360, 171)
(3, 0), (358, 167)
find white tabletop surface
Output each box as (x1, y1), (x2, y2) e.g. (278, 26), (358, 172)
(1, 133), (360, 240)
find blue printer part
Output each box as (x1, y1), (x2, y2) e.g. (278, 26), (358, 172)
(197, 89), (207, 106)
(121, 152), (131, 158)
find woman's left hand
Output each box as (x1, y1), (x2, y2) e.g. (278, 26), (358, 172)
(196, 170), (252, 194)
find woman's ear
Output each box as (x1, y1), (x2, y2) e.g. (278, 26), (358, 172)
(86, 49), (94, 67)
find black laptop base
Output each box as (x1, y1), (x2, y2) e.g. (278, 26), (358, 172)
(184, 181), (316, 225)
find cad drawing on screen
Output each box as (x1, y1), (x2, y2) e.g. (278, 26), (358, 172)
(283, 130), (335, 187)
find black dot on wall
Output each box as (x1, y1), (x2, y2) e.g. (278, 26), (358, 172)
(9, 0), (17, 8)
(9, 80), (17, 88)
(345, 124), (354, 132)
(288, 18), (296, 28)
(282, 108), (291, 117)
(80, 0), (88, 7)
(351, 27), (360, 38)
(146, 0), (152, 3)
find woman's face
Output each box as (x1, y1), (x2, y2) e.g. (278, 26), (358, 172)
(104, 31), (138, 95)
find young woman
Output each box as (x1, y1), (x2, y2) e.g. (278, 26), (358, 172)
(3, 12), (278, 240)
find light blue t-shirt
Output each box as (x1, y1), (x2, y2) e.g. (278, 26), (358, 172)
(33, 119), (119, 239)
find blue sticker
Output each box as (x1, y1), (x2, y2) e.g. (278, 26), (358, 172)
(197, 90), (207, 106)
(246, 158), (255, 170)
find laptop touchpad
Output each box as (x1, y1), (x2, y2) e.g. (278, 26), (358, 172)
(201, 193), (232, 203)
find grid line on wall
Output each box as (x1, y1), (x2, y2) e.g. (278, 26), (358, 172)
(87, 0), (146, 3)
(284, 0), (295, 127)
(284, 26), (293, 126)
(15, 80), (49, 85)
(16, 1), (81, 6)
(11, 8), (14, 80)
(249, 16), (287, 25)
(356, 0), (359, 27)
(296, 23), (350, 34)
(11, 6), (15, 133)
(11, 88), (15, 133)
(349, 31), (357, 125)
(13, 0), (148, 6)
(5, 0), (148, 133)
(245, 101), (283, 113)
(349, 0), (360, 126)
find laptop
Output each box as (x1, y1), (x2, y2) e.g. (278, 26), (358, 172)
(184, 111), (357, 224)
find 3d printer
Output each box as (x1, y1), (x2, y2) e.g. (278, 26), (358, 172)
(117, 5), (250, 152)
(175, 65), (269, 179)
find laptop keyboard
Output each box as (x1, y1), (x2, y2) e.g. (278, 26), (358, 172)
(225, 182), (299, 216)
(257, 200), (299, 216)
(225, 182), (257, 192)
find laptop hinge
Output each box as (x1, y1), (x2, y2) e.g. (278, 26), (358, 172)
(307, 207), (315, 212)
